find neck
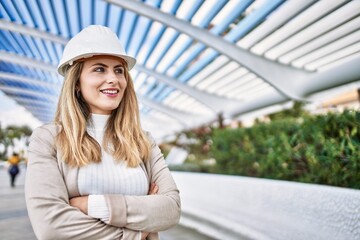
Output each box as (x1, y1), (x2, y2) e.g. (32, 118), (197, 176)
(88, 113), (110, 130)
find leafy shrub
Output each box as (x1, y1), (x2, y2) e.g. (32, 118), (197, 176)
(210, 110), (360, 189)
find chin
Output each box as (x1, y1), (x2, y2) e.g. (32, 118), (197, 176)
(106, 106), (119, 112)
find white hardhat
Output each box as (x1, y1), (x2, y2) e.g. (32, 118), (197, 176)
(57, 25), (136, 76)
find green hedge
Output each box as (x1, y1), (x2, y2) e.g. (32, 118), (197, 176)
(210, 110), (360, 189)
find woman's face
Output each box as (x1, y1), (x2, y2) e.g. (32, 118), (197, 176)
(79, 55), (127, 115)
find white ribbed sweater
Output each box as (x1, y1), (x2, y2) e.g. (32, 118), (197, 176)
(78, 114), (148, 222)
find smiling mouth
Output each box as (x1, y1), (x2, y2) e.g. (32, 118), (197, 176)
(100, 89), (119, 94)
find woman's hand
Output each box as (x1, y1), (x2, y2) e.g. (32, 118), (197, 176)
(69, 196), (88, 214)
(148, 182), (159, 195)
(141, 183), (159, 239)
(141, 231), (150, 240)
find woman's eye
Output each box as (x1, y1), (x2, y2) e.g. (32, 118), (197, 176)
(115, 68), (124, 74)
(94, 67), (105, 72)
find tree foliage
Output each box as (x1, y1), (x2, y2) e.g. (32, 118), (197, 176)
(169, 101), (360, 189)
(210, 110), (360, 189)
(0, 124), (32, 160)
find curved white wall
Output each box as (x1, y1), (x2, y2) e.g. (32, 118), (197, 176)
(172, 172), (360, 240)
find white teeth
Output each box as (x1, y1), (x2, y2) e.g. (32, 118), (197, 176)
(101, 90), (117, 94)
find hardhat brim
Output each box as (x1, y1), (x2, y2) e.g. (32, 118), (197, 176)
(57, 53), (136, 76)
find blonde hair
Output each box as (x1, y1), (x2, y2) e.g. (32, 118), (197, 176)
(54, 59), (151, 167)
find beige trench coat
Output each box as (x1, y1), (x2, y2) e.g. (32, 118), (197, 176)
(25, 124), (181, 240)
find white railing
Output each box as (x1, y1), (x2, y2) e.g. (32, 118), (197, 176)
(172, 172), (360, 240)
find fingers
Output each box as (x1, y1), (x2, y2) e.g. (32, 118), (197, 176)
(69, 196), (88, 214)
(153, 184), (159, 194)
(141, 232), (150, 240)
(148, 182), (159, 195)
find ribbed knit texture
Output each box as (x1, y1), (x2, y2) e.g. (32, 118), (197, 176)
(78, 114), (148, 222)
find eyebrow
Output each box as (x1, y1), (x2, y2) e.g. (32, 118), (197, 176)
(91, 63), (124, 68)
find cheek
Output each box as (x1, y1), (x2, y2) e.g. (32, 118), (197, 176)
(80, 77), (98, 90)
(79, 76), (86, 91)
(121, 78), (127, 89)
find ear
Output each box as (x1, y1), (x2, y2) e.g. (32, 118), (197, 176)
(75, 82), (80, 91)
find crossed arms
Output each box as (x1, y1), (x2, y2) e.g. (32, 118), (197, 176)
(25, 126), (181, 240)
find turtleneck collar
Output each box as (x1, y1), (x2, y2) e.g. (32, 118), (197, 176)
(88, 113), (110, 130)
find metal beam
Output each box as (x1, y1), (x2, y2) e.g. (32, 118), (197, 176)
(137, 95), (208, 127)
(6, 50), (357, 107)
(12, 96), (57, 108)
(1, 5), (310, 101)
(105, 0), (312, 100)
(228, 90), (289, 117)
(301, 55), (360, 97)
(26, 110), (53, 122)
(135, 64), (240, 113)
(222, 56), (360, 120)
(2, 70), (208, 128)
(1, 53), (217, 122)
(0, 51), (57, 73)
(3, 47), (359, 134)
(141, 115), (183, 136)
(1, 38), (238, 113)
(141, 114), (182, 129)
(25, 105), (54, 114)
(0, 85), (57, 103)
(0, 19), (68, 45)
(8, 20), (360, 110)
(0, 71), (61, 89)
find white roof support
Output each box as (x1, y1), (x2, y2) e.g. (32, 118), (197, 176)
(0, 19), (68, 45)
(141, 115), (183, 134)
(3, 21), (360, 113)
(0, 72), (61, 89)
(0, 23), (240, 114)
(0, 53), (220, 124)
(12, 96), (56, 108)
(0, 53), (203, 122)
(224, 59), (360, 121)
(0, 51), (57, 73)
(24, 105), (54, 114)
(106, 0), (312, 100)
(3, 48), (359, 130)
(228, 56), (360, 117)
(137, 95), (208, 127)
(0, 85), (57, 103)
(24, 107), (54, 120)
(228, 90), (289, 117)
(135, 64), (240, 113)
(301, 55), (360, 97)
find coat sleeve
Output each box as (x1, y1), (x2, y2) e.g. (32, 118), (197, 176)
(104, 132), (181, 232)
(25, 125), (140, 240)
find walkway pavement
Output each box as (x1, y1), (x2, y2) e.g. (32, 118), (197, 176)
(0, 165), (213, 240)
(0, 164), (35, 239)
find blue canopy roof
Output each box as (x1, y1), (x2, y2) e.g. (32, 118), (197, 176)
(1, 0), (360, 139)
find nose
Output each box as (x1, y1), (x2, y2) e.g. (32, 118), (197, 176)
(106, 71), (118, 84)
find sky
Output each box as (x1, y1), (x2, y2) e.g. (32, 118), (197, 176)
(0, 91), (42, 130)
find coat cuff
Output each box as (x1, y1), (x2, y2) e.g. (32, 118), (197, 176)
(88, 195), (110, 223)
(104, 194), (127, 227)
(122, 228), (141, 240)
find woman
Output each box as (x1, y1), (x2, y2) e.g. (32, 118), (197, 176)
(8, 152), (20, 187)
(25, 25), (181, 240)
